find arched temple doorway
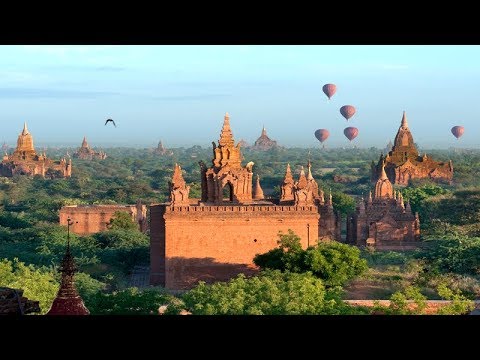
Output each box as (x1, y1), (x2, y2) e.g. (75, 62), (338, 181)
(222, 182), (234, 202)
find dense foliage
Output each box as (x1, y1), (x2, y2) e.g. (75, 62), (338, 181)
(85, 287), (182, 315)
(1, 146), (480, 314)
(254, 230), (368, 286)
(182, 270), (359, 315)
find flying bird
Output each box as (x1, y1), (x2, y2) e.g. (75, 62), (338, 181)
(105, 118), (116, 127)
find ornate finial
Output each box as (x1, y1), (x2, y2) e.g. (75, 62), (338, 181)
(253, 174), (265, 200)
(262, 125), (267, 136)
(379, 161), (388, 180)
(307, 160), (314, 180)
(401, 111), (408, 128)
(21, 122), (29, 135)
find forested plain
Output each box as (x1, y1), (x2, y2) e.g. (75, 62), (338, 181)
(1, 145), (480, 314)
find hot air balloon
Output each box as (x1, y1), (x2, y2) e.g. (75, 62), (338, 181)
(315, 129), (330, 143)
(340, 105), (356, 121)
(322, 84), (336, 100)
(344, 127), (359, 142)
(451, 126), (464, 139)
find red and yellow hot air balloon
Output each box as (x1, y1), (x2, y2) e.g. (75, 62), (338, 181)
(315, 129), (330, 144)
(451, 126), (464, 139)
(322, 84), (337, 100)
(340, 105), (356, 121)
(344, 127), (359, 142)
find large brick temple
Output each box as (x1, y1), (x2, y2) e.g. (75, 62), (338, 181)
(0, 123), (72, 178)
(371, 112), (453, 185)
(150, 113), (340, 290)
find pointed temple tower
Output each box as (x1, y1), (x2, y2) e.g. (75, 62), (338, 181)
(149, 113), (340, 290)
(47, 221), (89, 315)
(252, 175), (265, 200)
(280, 163), (295, 203)
(169, 163), (191, 206)
(371, 111), (453, 185)
(0, 122), (72, 178)
(154, 140), (173, 156)
(202, 112), (254, 204)
(348, 161), (420, 247)
(73, 136), (107, 160)
(251, 125), (280, 151)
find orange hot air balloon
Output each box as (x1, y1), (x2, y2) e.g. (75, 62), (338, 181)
(451, 126), (464, 139)
(314, 129), (330, 143)
(340, 105), (356, 121)
(322, 84), (337, 100)
(344, 127), (359, 141)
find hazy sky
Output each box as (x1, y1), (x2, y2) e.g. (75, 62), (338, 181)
(0, 45), (478, 148)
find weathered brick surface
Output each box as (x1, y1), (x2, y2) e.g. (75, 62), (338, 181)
(59, 204), (147, 235)
(150, 204), (320, 289)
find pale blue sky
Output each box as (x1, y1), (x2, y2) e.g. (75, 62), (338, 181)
(0, 45), (478, 148)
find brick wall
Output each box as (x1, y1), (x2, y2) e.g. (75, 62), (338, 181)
(150, 204), (320, 290)
(59, 205), (146, 235)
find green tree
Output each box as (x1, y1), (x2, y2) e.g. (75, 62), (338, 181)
(303, 241), (368, 287)
(253, 230), (305, 273)
(331, 191), (356, 215)
(254, 231), (368, 287)
(106, 211), (139, 231)
(0, 258), (59, 314)
(418, 237), (480, 275)
(183, 270), (350, 315)
(436, 283), (475, 315)
(85, 287), (181, 315)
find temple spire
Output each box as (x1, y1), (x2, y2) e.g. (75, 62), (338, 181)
(47, 218), (89, 315)
(82, 136), (88, 148)
(22, 122), (29, 135)
(261, 125), (267, 137)
(253, 175), (265, 200)
(283, 163), (294, 183)
(379, 161), (388, 180)
(219, 112), (234, 146)
(375, 161), (394, 198)
(401, 111), (408, 128)
(307, 161), (314, 180)
(297, 166), (307, 189)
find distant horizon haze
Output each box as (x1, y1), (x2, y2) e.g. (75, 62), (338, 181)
(0, 45), (478, 149)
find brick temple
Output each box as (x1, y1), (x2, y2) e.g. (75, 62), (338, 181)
(0, 123), (72, 178)
(73, 136), (107, 160)
(371, 112), (453, 185)
(150, 113), (340, 290)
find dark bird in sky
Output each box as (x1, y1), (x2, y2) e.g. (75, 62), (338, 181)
(105, 118), (116, 127)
